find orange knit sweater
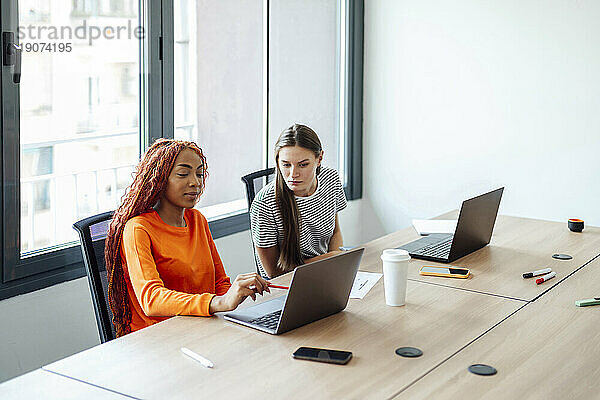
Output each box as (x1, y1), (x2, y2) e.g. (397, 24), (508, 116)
(120, 208), (231, 332)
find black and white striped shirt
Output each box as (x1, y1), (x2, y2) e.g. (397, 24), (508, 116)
(250, 167), (347, 276)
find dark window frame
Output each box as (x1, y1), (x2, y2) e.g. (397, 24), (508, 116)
(0, 0), (363, 300)
(344, 0), (364, 201)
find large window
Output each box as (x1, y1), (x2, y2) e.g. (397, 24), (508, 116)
(268, 0), (342, 174)
(18, 1), (140, 255)
(1, 0), (145, 297)
(173, 0), (263, 219)
(0, 0), (363, 299)
(173, 0), (362, 224)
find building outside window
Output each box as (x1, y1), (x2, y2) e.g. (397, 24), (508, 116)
(18, 0), (140, 255)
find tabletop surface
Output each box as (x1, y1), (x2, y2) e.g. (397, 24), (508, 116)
(359, 212), (600, 301)
(0, 369), (130, 400)
(396, 255), (600, 400)
(37, 214), (600, 400)
(44, 274), (523, 399)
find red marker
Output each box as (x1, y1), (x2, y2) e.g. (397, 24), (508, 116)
(267, 283), (289, 290)
(536, 271), (556, 284)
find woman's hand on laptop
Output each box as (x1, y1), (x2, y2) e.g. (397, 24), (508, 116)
(209, 273), (270, 313)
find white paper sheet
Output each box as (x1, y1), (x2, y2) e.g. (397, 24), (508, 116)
(350, 271), (383, 299)
(412, 219), (457, 235)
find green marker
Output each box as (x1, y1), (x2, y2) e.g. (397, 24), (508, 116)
(575, 297), (600, 307)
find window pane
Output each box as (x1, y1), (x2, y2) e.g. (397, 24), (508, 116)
(174, 0), (264, 219)
(269, 0), (342, 174)
(19, 0), (141, 254)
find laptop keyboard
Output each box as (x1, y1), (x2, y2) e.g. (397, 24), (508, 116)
(249, 309), (282, 330)
(413, 238), (453, 258)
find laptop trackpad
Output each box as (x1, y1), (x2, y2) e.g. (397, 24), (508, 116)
(224, 295), (286, 322)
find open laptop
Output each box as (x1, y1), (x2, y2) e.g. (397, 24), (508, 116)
(223, 247), (364, 335)
(397, 188), (504, 263)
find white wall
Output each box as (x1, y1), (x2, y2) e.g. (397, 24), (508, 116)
(0, 200), (382, 384)
(364, 0), (600, 233)
(0, 278), (99, 383)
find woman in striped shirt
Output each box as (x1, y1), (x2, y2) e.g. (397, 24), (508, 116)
(250, 124), (348, 278)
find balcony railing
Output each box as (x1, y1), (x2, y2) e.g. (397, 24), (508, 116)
(21, 162), (135, 255)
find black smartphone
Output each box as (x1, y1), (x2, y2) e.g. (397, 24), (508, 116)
(292, 347), (352, 365)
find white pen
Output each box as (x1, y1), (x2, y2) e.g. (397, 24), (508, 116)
(181, 347), (214, 368)
(536, 271), (556, 285)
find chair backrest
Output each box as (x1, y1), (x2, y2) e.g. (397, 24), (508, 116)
(241, 167), (276, 208)
(241, 168), (276, 278)
(73, 211), (116, 343)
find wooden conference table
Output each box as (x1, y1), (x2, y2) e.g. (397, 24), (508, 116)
(397, 255), (600, 400)
(24, 214), (600, 399)
(41, 279), (523, 399)
(360, 212), (600, 301)
(0, 369), (129, 399)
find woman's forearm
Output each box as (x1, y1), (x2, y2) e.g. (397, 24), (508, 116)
(255, 246), (280, 278)
(328, 214), (343, 251)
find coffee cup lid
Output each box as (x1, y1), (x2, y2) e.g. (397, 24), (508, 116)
(381, 249), (411, 262)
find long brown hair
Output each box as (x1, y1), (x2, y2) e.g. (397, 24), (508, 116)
(104, 138), (208, 337)
(274, 124), (322, 272)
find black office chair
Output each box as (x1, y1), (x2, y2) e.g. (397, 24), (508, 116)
(241, 167), (276, 277)
(241, 167), (276, 207)
(73, 211), (116, 343)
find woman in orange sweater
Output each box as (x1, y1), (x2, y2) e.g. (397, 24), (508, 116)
(105, 138), (269, 337)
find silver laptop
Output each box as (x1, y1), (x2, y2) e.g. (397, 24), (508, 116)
(223, 248), (364, 335)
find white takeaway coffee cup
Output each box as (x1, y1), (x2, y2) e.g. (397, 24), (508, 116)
(380, 249), (411, 306)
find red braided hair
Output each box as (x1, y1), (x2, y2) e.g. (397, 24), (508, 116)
(104, 138), (208, 337)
